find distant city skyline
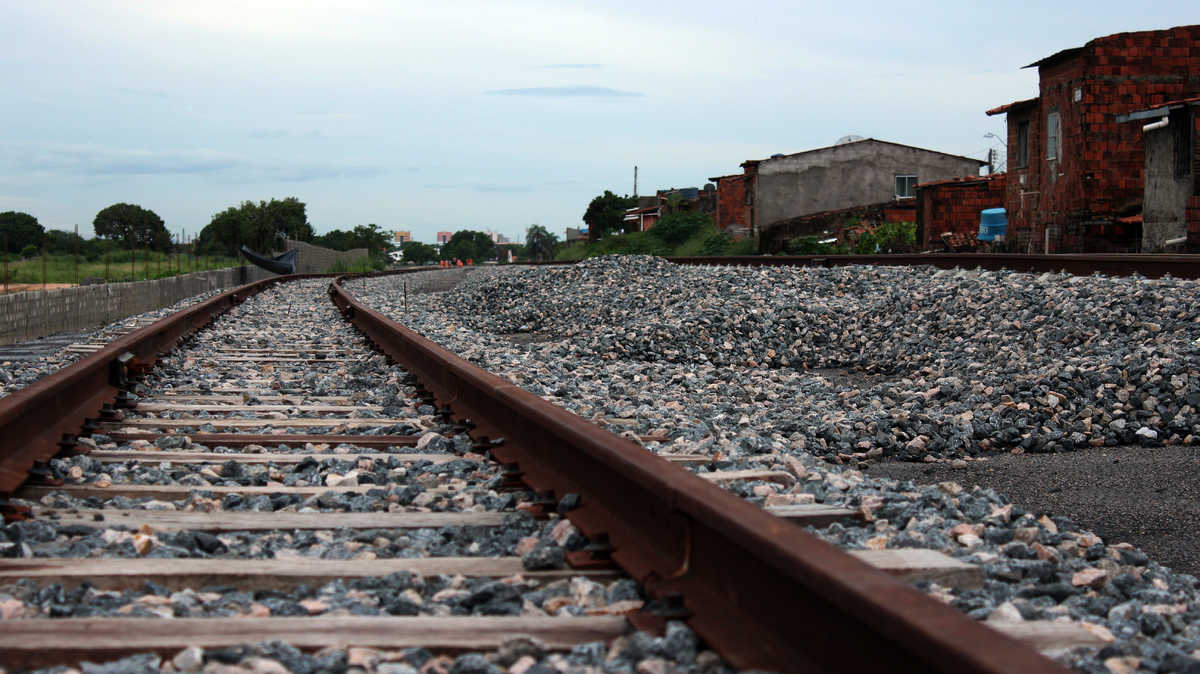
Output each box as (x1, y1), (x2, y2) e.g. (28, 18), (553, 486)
(1, 2), (1197, 242)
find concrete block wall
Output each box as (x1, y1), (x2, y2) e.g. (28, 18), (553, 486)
(0, 265), (274, 346)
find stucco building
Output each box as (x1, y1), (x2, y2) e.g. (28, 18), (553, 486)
(714, 138), (984, 247)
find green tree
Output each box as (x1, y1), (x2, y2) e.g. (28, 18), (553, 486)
(648, 211), (711, 247)
(400, 241), (439, 265)
(45, 229), (86, 255)
(198, 197), (311, 256)
(93, 203), (171, 251)
(0, 211), (45, 254)
(524, 224), (560, 261)
(441, 230), (496, 262)
(852, 221), (917, 254)
(583, 190), (636, 239)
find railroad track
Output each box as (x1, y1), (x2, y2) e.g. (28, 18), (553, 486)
(0, 270), (1097, 672)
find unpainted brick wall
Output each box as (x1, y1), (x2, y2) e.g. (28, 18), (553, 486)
(1003, 25), (1200, 252)
(917, 175), (1008, 249)
(0, 266), (273, 346)
(713, 175), (751, 235)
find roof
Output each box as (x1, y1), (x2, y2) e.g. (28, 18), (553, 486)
(1022, 25), (1200, 70)
(986, 97), (1039, 117)
(753, 138), (985, 167)
(1023, 46), (1086, 70)
(707, 173), (747, 182)
(917, 173), (1006, 189)
(1116, 95), (1200, 123)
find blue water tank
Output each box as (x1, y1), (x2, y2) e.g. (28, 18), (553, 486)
(978, 207), (1007, 241)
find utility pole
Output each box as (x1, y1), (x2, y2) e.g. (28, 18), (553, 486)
(633, 166), (638, 199)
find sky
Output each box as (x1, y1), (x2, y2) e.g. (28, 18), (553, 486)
(1, 2), (1197, 244)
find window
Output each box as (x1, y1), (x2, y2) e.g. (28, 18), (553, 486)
(895, 174), (917, 199)
(1015, 121), (1030, 168)
(1047, 110), (1061, 160)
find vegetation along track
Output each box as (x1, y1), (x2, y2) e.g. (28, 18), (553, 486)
(0, 269), (1086, 672)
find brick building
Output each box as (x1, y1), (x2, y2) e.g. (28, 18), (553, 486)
(986, 25), (1200, 252)
(709, 168), (756, 238)
(916, 174), (1008, 250)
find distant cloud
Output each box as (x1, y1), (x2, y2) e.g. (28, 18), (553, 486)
(423, 180), (580, 193)
(115, 86), (168, 99)
(541, 63), (604, 69)
(250, 129), (289, 139)
(20, 145), (238, 176)
(487, 85), (643, 98)
(3, 142), (382, 183)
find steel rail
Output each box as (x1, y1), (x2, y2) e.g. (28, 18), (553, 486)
(328, 276), (1071, 674)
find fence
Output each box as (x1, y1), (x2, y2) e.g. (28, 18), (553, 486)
(0, 265), (275, 346)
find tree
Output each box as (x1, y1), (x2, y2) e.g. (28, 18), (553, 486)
(93, 203), (171, 251)
(441, 230), (496, 262)
(400, 241), (439, 265)
(648, 211), (711, 247)
(0, 211), (45, 254)
(198, 197), (312, 256)
(524, 224), (560, 261)
(583, 190), (637, 240)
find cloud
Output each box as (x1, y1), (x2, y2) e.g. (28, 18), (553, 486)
(115, 86), (169, 99)
(18, 144), (239, 176)
(2, 142), (383, 183)
(541, 63), (604, 69)
(422, 179), (581, 193)
(487, 85), (643, 98)
(250, 129), (289, 139)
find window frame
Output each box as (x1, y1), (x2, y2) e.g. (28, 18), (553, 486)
(1046, 110), (1061, 161)
(1014, 121), (1030, 168)
(894, 174), (918, 199)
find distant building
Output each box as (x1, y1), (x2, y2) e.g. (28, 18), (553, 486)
(623, 205), (660, 232)
(435, 231), (452, 246)
(723, 138), (984, 251)
(393, 230), (411, 244)
(565, 227), (586, 243)
(986, 25), (1200, 252)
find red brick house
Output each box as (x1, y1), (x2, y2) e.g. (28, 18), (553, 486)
(986, 25), (1200, 252)
(709, 163), (758, 239)
(916, 173), (1008, 250)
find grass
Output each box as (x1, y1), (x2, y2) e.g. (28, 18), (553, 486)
(0, 252), (242, 285)
(554, 225), (758, 261)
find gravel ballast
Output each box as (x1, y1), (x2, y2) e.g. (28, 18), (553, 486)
(350, 257), (1200, 673)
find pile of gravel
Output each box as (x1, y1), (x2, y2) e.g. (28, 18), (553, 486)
(431, 256), (1200, 460)
(353, 257), (1200, 672)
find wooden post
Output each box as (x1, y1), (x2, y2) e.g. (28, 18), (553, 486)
(130, 235), (135, 282)
(73, 224), (79, 285)
(3, 232), (7, 293)
(104, 238), (110, 282)
(41, 235), (46, 290)
(143, 229), (149, 280)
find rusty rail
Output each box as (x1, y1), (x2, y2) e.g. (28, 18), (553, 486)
(328, 277), (1070, 673)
